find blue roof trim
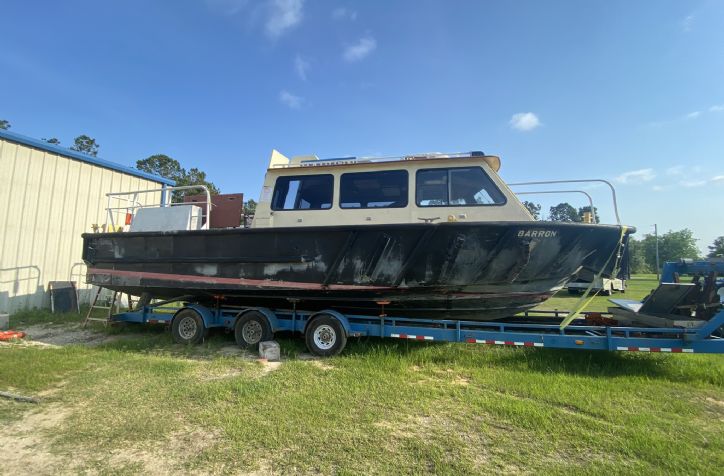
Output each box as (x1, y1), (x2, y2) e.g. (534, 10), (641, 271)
(0, 129), (175, 185)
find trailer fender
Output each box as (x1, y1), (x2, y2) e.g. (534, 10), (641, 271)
(236, 307), (280, 333)
(306, 310), (352, 336)
(176, 303), (215, 328)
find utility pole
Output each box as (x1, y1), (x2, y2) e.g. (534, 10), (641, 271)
(654, 224), (660, 281)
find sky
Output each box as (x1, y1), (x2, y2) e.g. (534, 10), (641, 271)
(1, 0), (723, 253)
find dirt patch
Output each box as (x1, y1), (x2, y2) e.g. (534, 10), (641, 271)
(308, 360), (334, 371)
(198, 368), (247, 381)
(705, 396), (724, 408)
(297, 353), (334, 370)
(257, 359), (282, 376)
(453, 376), (471, 386)
(217, 345), (247, 357)
(14, 324), (119, 347)
(1, 401), (231, 475)
(0, 403), (74, 475)
(702, 397), (724, 421)
(101, 427), (225, 475)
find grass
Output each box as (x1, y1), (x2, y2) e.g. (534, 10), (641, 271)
(536, 274), (659, 313)
(1, 275), (723, 474)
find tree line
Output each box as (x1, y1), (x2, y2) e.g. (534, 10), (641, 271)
(524, 199), (723, 273)
(2, 118), (100, 156)
(523, 201), (599, 222)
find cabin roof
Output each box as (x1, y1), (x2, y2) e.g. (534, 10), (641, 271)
(268, 150), (501, 173)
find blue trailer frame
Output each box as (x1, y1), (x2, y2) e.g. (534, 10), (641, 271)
(109, 301), (724, 355)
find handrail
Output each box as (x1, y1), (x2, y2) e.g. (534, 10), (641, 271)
(515, 190), (597, 224)
(271, 151), (488, 168)
(508, 179), (620, 225)
(105, 185), (212, 231)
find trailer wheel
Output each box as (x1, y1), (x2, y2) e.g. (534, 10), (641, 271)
(171, 309), (207, 345)
(235, 311), (273, 350)
(305, 314), (347, 357)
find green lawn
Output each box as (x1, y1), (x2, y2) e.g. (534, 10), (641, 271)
(1, 276), (723, 474)
(535, 274), (659, 313)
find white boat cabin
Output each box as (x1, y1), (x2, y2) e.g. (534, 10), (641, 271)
(251, 150), (533, 228)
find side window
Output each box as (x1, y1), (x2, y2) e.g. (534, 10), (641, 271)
(271, 174), (333, 210)
(340, 170), (408, 209)
(416, 169), (448, 206)
(416, 167), (506, 207)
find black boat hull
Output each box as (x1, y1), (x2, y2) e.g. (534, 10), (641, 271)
(82, 222), (632, 320)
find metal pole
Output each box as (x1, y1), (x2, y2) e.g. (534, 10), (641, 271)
(654, 224), (660, 281)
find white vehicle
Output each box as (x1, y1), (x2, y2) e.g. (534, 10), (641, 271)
(567, 276), (625, 296)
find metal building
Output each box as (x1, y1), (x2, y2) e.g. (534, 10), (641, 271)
(0, 129), (174, 313)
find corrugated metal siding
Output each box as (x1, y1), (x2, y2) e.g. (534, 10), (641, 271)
(0, 138), (163, 313)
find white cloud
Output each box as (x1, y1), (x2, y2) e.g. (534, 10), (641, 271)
(294, 55), (309, 80)
(265, 0), (303, 38)
(615, 168), (655, 184)
(711, 175), (724, 184)
(647, 103), (724, 127)
(343, 36), (377, 62)
(509, 112), (541, 131)
(665, 165), (685, 176)
(683, 14), (694, 32)
(279, 90), (303, 109)
(332, 7), (357, 21)
(651, 185), (666, 192)
(680, 179), (707, 188)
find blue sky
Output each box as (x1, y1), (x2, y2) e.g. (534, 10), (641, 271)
(1, 0), (723, 253)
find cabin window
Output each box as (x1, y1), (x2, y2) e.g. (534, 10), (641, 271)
(340, 170), (409, 209)
(416, 167), (506, 207)
(271, 174), (334, 210)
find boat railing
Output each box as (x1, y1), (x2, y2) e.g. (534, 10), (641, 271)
(271, 151), (487, 168)
(515, 189), (597, 223)
(105, 185), (212, 231)
(508, 179), (620, 225)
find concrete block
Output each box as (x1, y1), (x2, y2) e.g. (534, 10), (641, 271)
(259, 340), (281, 361)
(0, 314), (9, 330)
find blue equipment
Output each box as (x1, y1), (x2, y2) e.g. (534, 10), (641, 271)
(661, 258), (724, 285)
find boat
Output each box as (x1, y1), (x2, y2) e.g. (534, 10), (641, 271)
(82, 150), (634, 320)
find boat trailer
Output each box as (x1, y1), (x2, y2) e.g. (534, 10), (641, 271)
(102, 298), (724, 357)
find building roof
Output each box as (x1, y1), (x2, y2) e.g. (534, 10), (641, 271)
(0, 128), (175, 185)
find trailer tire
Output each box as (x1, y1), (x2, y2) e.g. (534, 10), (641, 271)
(171, 309), (207, 345)
(235, 311), (273, 350)
(305, 314), (347, 357)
